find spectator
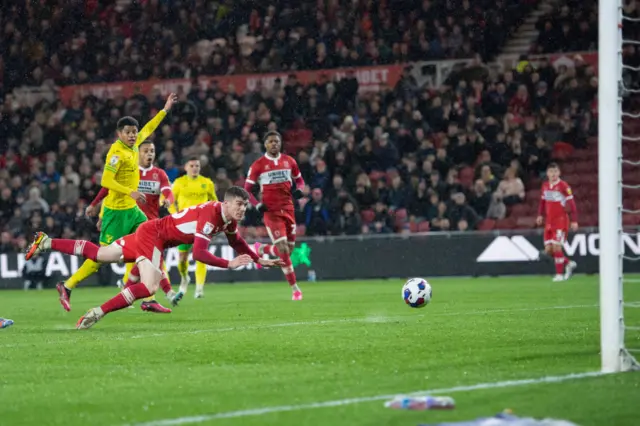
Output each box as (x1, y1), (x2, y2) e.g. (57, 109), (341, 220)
(304, 188), (330, 236)
(470, 180), (492, 219)
(332, 201), (361, 236)
(368, 201), (393, 234)
(448, 192), (480, 231)
(496, 167), (526, 206)
(353, 173), (376, 211)
(430, 202), (451, 232)
(21, 187), (50, 217)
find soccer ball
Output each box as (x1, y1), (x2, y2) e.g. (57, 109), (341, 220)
(402, 278), (432, 308)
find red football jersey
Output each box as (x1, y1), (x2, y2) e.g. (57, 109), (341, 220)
(156, 201), (237, 249)
(246, 154), (301, 211)
(540, 179), (574, 224)
(137, 166), (172, 219)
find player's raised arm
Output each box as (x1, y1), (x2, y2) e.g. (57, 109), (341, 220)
(136, 93), (177, 146)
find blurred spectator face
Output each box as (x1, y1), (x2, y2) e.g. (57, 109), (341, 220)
(418, 180), (427, 192)
(356, 173), (369, 188)
(29, 187), (41, 200)
(344, 202), (355, 214)
(481, 165), (492, 180)
(392, 176), (402, 189)
(316, 160), (327, 173)
(474, 179), (486, 194)
(333, 175), (343, 189)
(458, 219), (469, 231)
(375, 201), (386, 213)
(185, 159), (201, 177)
(312, 188), (323, 202)
(453, 192), (465, 205)
(216, 169), (228, 181)
(436, 148), (447, 160)
(437, 202), (447, 215)
(430, 171), (440, 185)
(1, 232), (11, 245)
(496, 83), (506, 95)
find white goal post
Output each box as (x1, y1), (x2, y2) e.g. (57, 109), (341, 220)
(599, 0), (639, 372)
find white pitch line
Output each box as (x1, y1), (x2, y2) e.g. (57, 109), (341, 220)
(0, 304), (598, 349)
(126, 371), (609, 426)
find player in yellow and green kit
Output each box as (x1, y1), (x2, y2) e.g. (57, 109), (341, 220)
(171, 157), (217, 298)
(55, 93), (178, 312)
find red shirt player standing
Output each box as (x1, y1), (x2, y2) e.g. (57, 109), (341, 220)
(87, 140), (175, 313)
(536, 162), (578, 281)
(244, 131), (306, 301)
(26, 187), (283, 329)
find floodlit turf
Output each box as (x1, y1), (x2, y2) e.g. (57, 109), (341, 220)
(0, 276), (639, 426)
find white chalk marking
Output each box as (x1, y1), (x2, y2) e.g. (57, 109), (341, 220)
(127, 371), (608, 426)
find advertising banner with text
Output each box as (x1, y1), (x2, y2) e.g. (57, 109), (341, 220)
(1, 230), (638, 289)
(58, 64), (406, 105)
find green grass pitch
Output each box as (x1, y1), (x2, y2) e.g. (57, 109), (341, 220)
(1, 276), (639, 426)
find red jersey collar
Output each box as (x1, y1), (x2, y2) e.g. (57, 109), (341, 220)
(265, 153), (282, 162)
(218, 202), (231, 224)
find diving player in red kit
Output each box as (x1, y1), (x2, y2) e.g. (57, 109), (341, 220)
(244, 131), (305, 300)
(26, 187), (284, 329)
(536, 163), (578, 281)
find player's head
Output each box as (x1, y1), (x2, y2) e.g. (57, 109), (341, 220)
(184, 156), (201, 178)
(547, 162), (560, 182)
(223, 186), (249, 221)
(117, 116), (140, 147)
(139, 141), (155, 168)
(263, 131), (282, 157)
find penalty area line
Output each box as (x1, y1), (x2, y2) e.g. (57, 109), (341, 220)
(126, 371), (608, 426)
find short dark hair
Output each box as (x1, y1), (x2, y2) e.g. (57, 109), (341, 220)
(117, 116), (139, 131)
(547, 162), (560, 170)
(185, 156), (200, 164)
(224, 186), (249, 201)
(263, 130), (282, 142)
(139, 140), (154, 148)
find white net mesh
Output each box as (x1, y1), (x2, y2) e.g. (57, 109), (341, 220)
(618, 10), (640, 370)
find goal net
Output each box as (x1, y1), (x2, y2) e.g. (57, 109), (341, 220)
(599, 0), (639, 372)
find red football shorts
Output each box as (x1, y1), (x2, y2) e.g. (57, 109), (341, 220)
(116, 221), (164, 271)
(544, 222), (568, 246)
(264, 210), (296, 244)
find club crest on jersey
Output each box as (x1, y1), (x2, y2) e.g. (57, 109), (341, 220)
(284, 161), (289, 167)
(265, 165), (270, 170)
(202, 222), (214, 235)
(109, 155), (120, 166)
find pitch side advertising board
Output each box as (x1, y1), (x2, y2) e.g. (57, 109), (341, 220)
(1, 231), (638, 289)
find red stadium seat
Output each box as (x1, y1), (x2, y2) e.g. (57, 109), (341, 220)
(361, 210), (375, 224)
(552, 142), (574, 160)
(409, 221), (419, 233)
(477, 219), (496, 231)
(495, 217), (517, 229)
(417, 221), (430, 233)
(515, 216), (536, 229)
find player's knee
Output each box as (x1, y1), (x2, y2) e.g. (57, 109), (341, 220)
(553, 244), (563, 253)
(179, 252), (188, 262)
(276, 241), (289, 255)
(544, 245), (554, 255)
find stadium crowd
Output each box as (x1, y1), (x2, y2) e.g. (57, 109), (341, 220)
(0, 0), (599, 252)
(0, 0), (536, 92)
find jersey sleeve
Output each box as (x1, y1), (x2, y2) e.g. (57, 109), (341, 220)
(195, 203), (216, 242)
(159, 170), (174, 204)
(290, 157), (302, 179)
(246, 161), (261, 185)
(101, 146), (134, 195)
(136, 110), (167, 147)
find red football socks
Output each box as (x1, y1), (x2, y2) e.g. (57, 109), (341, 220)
(52, 239), (99, 261)
(100, 283), (153, 314)
(554, 250), (569, 275)
(280, 253), (297, 286)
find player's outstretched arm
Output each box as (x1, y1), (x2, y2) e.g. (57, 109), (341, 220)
(291, 160), (306, 199)
(192, 236), (252, 269)
(242, 181), (263, 209)
(136, 93), (177, 146)
(536, 193), (545, 226)
(86, 187), (109, 216)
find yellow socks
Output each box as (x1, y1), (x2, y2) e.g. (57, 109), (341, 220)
(64, 259), (101, 290)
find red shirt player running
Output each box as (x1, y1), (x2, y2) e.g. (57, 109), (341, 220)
(88, 140), (175, 313)
(536, 162), (578, 281)
(26, 186), (283, 329)
(244, 131), (305, 301)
